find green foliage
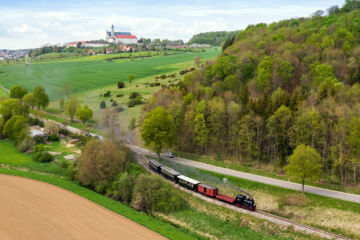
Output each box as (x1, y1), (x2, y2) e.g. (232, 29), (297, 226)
(111, 172), (135, 203)
(48, 133), (60, 142)
(128, 117), (136, 130)
(59, 98), (64, 110)
(17, 137), (35, 153)
(67, 98), (78, 122)
(183, 92), (195, 105)
(10, 85), (28, 99)
(0, 98), (20, 120)
(313, 64), (336, 85)
(141, 106), (176, 156)
(278, 61), (294, 85)
(127, 99), (143, 107)
(22, 93), (35, 109)
(131, 174), (185, 213)
(33, 86), (49, 109)
(285, 144), (322, 193)
(33, 144), (53, 163)
(128, 74), (135, 83)
(76, 104), (93, 124)
(3, 115), (28, 143)
(188, 30), (240, 46)
(257, 56), (273, 89)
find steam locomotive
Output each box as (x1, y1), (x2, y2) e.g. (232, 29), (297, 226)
(149, 159), (256, 211)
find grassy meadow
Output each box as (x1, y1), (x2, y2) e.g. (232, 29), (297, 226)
(0, 49), (220, 100)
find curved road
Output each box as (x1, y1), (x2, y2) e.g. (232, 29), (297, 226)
(0, 174), (166, 240)
(29, 113), (360, 204)
(129, 145), (360, 204)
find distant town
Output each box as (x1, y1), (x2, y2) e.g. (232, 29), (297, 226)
(0, 25), (211, 60)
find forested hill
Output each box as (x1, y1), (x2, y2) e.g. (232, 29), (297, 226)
(142, 1), (360, 186)
(187, 31), (240, 46)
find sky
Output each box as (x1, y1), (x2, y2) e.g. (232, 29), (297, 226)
(0, 0), (345, 49)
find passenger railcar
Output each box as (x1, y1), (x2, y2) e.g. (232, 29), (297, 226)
(177, 175), (200, 191)
(149, 159), (162, 174)
(160, 166), (180, 183)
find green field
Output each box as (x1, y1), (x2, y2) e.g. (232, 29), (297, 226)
(0, 49), (219, 100)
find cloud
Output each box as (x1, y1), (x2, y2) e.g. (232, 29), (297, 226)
(0, 0), (345, 49)
(13, 24), (42, 33)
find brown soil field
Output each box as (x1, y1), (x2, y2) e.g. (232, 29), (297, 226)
(0, 174), (167, 240)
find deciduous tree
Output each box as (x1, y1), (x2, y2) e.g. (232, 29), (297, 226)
(141, 106), (176, 158)
(285, 144), (322, 194)
(10, 85), (28, 99)
(76, 104), (93, 125)
(33, 86), (49, 110)
(67, 98), (78, 122)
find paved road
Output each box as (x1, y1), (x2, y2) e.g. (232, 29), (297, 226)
(29, 112), (360, 204)
(129, 145), (360, 204)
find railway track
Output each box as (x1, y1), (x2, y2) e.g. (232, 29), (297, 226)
(136, 155), (353, 240)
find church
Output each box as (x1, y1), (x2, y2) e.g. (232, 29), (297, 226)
(106, 25), (138, 44)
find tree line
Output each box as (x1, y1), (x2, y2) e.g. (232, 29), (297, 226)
(140, 1), (360, 187)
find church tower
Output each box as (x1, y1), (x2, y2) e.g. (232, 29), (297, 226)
(111, 24), (115, 38)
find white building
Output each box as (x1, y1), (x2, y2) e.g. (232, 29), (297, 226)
(106, 25), (138, 45)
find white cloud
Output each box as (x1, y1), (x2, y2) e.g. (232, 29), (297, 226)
(0, 0), (345, 49)
(13, 24), (42, 33)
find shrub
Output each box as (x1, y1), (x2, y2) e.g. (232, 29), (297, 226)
(149, 82), (160, 87)
(48, 133), (60, 142)
(117, 81), (125, 88)
(127, 99), (143, 107)
(100, 101), (106, 109)
(109, 98), (113, 102)
(45, 120), (59, 135)
(33, 134), (47, 144)
(33, 144), (52, 163)
(28, 117), (44, 127)
(129, 92), (141, 99)
(128, 118), (136, 130)
(67, 161), (78, 181)
(17, 137), (35, 152)
(160, 74), (166, 79)
(103, 91), (111, 97)
(111, 172), (135, 203)
(3, 115), (28, 143)
(112, 101), (117, 106)
(131, 174), (185, 213)
(116, 94), (124, 97)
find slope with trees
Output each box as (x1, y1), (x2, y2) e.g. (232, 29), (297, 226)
(141, 1), (360, 187)
(188, 31), (240, 46)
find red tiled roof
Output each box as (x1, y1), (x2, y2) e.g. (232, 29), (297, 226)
(115, 35), (137, 39)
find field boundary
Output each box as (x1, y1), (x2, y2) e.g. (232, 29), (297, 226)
(0, 168), (199, 240)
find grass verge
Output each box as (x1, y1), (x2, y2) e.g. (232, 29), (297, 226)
(174, 151), (360, 195)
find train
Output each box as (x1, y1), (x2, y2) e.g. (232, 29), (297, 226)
(148, 159), (256, 211)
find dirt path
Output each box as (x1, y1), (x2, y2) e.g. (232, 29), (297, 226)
(0, 174), (167, 240)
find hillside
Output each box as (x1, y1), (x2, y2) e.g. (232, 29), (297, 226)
(0, 50), (219, 100)
(142, 2), (360, 186)
(188, 31), (240, 46)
